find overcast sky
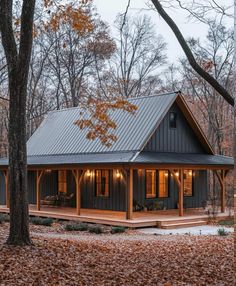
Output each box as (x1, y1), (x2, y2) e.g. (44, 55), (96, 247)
(93, 0), (233, 64)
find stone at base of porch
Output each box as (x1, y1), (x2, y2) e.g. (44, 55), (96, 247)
(0, 205), (232, 229)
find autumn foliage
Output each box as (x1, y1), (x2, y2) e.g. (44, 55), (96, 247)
(0, 223), (234, 286)
(44, 0), (94, 35)
(74, 98), (138, 147)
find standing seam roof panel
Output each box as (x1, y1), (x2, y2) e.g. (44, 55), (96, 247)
(27, 93), (177, 156)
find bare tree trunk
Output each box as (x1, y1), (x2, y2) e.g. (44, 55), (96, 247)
(0, 0), (35, 245)
(234, 0), (236, 196)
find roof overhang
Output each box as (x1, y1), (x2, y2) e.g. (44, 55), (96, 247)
(0, 152), (233, 171)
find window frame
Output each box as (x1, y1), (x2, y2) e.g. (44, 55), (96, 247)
(169, 112), (177, 129)
(158, 170), (169, 198)
(183, 170), (194, 197)
(145, 169), (157, 199)
(58, 170), (67, 194)
(95, 169), (110, 198)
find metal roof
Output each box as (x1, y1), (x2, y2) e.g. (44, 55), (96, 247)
(0, 152), (135, 166)
(134, 152), (234, 167)
(27, 92), (177, 156)
(0, 92), (233, 169)
(0, 152), (233, 168)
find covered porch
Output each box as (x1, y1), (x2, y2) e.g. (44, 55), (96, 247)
(0, 151), (234, 227)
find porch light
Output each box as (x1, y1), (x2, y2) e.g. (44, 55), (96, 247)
(175, 171), (179, 177)
(164, 171), (168, 177)
(138, 169), (142, 175)
(116, 170), (121, 179)
(86, 170), (91, 177)
(188, 170), (192, 176)
(45, 169), (51, 173)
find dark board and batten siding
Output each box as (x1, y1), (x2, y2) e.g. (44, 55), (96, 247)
(16, 169), (208, 211)
(28, 171), (59, 204)
(81, 171), (126, 211)
(25, 170), (127, 211)
(0, 171), (6, 205)
(144, 103), (206, 153)
(0, 170), (208, 211)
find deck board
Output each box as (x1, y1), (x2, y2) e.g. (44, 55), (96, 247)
(0, 205), (231, 228)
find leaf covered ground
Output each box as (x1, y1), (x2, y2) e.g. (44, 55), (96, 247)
(0, 222), (234, 286)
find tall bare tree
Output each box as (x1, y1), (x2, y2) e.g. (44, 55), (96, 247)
(95, 15), (166, 99)
(0, 0), (36, 245)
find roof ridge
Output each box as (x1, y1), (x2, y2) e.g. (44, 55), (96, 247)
(47, 91), (178, 115)
(127, 91), (177, 101)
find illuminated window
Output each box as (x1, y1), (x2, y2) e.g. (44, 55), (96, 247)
(159, 170), (169, 198)
(95, 170), (109, 197)
(184, 170), (193, 196)
(146, 170), (156, 198)
(169, 112), (177, 128)
(58, 170), (67, 193)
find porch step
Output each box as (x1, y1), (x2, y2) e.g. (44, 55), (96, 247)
(160, 220), (207, 229)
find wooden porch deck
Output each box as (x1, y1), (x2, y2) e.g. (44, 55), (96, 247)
(0, 205), (231, 228)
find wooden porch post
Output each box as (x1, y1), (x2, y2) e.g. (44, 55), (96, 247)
(214, 170), (227, 213)
(126, 168), (133, 220)
(36, 170), (44, 211)
(179, 169), (184, 217)
(170, 169), (183, 217)
(72, 170), (85, 216)
(76, 170), (80, 215)
(3, 170), (9, 208)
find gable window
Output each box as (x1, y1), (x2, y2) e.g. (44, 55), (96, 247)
(146, 170), (156, 198)
(159, 170), (169, 198)
(169, 112), (177, 128)
(58, 170), (67, 193)
(184, 170), (193, 196)
(95, 170), (109, 197)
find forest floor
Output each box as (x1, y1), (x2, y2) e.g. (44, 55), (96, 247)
(0, 221), (234, 286)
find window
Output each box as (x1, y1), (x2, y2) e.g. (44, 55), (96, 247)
(95, 170), (109, 197)
(58, 170), (67, 193)
(169, 112), (177, 128)
(184, 170), (193, 196)
(146, 170), (156, 198)
(159, 170), (169, 198)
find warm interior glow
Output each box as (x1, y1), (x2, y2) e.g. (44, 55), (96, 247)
(58, 170), (67, 193)
(45, 169), (51, 173)
(188, 170), (192, 176)
(164, 171), (168, 177)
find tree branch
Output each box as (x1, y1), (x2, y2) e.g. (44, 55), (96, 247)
(0, 96), (9, 101)
(151, 0), (234, 106)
